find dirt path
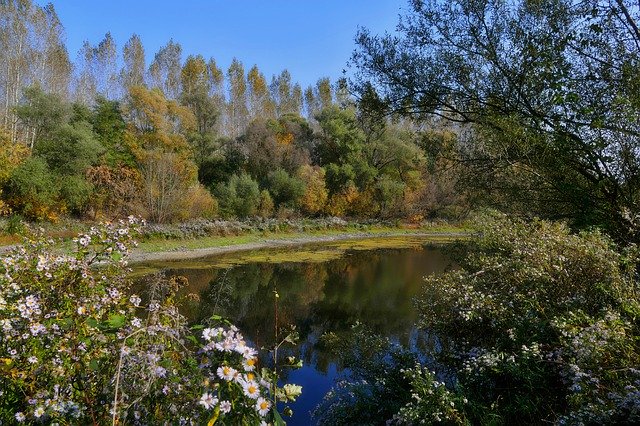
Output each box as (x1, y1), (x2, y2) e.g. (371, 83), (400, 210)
(128, 231), (468, 264)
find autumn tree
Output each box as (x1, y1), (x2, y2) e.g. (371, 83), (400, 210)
(126, 85), (207, 223)
(247, 65), (275, 120)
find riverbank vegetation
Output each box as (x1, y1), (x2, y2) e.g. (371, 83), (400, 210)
(0, 219), (301, 424)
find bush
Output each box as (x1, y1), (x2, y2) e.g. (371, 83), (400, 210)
(0, 218), (300, 424)
(214, 173), (261, 218)
(59, 175), (93, 215)
(4, 157), (60, 221)
(267, 168), (306, 209)
(413, 213), (640, 424)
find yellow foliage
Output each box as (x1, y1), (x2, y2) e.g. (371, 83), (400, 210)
(276, 132), (294, 145)
(183, 184), (218, 220)
(126, 86), (195, 155)
(325, 185), (359, 217)
(0, 128), (29, 186)
(297, 165), (328, 215)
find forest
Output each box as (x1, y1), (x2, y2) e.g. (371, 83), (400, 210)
(0, 0), (461, 226)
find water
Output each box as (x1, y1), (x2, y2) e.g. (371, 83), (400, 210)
(136, 237), (453, 425)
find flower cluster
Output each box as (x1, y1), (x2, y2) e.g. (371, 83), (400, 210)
(0, 218), (300, 424)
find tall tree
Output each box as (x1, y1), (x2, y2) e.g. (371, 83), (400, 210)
(353, 0), (640, 241)
(93, 32), (118, 99)
(181, 55), (217, 165)
(226, 58), (248, 137)
(1, 0), (70, 140)
(148, 39), (182, 100)
(74, 40), (97, 105)
(120, 34), (146, 91)
(207, 58), (225, 135)
(247, 64), (275, 120)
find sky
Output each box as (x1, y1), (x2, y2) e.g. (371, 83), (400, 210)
(40, 0), (405, 89)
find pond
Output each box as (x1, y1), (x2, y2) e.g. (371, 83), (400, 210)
(135, 236), (455, 425)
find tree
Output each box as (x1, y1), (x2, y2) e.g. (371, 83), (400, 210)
(247, 65), (275, 120)
(180, 55), (218, 167)
(93, 32), (118, 99)
(120, 34), (146, 91)
(1, 0), (71, 141)
(14, 86), (70, 149)
(149, 39), (182, 100)
(226, 58), (248, 137)
(353, 0), (640, 241)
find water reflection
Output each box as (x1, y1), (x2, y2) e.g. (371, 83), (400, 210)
(140, 242), (452, 424)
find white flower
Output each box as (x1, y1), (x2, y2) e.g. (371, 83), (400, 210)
(255, 397), (271, 416)
(202, 327), (218, 341)
(243, 380), (260, 399)
(27, 356), (38, 364)
(131, 317), (142, 328)
(199, 392), (218, 410)
(77, 306), (87, 315)
(217, 365), (237, 381)
(34, 406), (45, 418)
(220, 400), (231, 414)
(15, 412), (26, 422)
(129, 295), (141, 306)
(243, 357), (257, 371)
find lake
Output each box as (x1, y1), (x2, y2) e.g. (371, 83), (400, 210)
(135, 236), (454, 425)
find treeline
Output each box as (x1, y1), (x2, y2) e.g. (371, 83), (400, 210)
(0, 0), (464, 223)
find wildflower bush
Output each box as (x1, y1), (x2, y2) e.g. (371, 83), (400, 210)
(317, 214), (640, 424)
(413, 214), (640, 424)
(0, 217), (299, 424)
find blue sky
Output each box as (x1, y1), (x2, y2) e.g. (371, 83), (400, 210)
(42, 1), (404, 89)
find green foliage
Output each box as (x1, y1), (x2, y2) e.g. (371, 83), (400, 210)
(34, 121), (103, 176)
(267, 168), (306, 209)
(4, 157), (59, 220)
(59, 175), (93, 214)
(412, 213), (640, 424)
(91, 97), (134, 167)
(353, 0), (640, 240)
(214, 173), (261, 218)
(14, 86), (70, 143)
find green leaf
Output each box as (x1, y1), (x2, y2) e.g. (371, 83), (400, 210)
(89, 359), (99, 371)
(206, 406), (220, 426)
(106, 314), (126, 329)
(85, 318), (99, 329)
(273, 409), (287, 426)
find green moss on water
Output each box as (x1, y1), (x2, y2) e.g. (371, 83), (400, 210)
(131, 234), (465, 275)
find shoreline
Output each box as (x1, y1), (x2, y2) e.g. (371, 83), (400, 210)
(128, 230), (468, 264)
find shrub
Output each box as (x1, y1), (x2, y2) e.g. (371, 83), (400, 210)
(214, 173), (261, 218)
(4, 157), (60, 221)
(413, 213), (640, 423)
(0, 218), (300, 424)
(267, 168), (305, 209)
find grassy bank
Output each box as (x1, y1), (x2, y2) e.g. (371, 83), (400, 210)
(0, 218), (470, 259)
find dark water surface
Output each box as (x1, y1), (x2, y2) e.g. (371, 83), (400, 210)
(136, 237), (453, 425)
